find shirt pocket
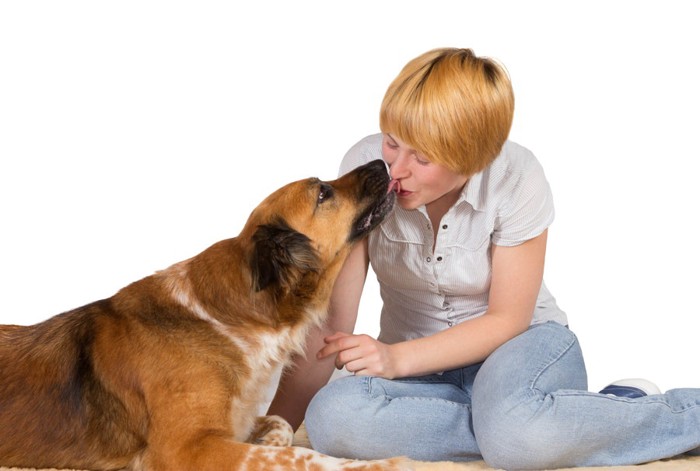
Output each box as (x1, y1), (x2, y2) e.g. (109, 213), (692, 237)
(376, 208), (427, 245)
(440, 243), (492, 296)
(436, 211), (493, 296)
(449, 210), (493, 252)
(369, 212), (431, 291)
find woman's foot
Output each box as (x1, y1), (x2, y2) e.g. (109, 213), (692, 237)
(599, 378), (662, 398)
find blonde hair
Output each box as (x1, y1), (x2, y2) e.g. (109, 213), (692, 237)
(380, 48), (514, 176)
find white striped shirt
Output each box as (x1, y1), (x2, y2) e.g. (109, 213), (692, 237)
(340, 134), (567, 344)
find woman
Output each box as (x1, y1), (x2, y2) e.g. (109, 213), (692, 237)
(267, 48), (700, 469)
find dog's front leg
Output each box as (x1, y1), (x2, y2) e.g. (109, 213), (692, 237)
(246, 415), (294, 446)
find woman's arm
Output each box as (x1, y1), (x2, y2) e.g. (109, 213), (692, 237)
(319, 230), (548, 378)
(266, 239), (369, 430)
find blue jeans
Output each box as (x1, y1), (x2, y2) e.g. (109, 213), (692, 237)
(305, 322), (700, 470)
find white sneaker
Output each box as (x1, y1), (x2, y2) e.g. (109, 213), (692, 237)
(599, 378), (662, 398)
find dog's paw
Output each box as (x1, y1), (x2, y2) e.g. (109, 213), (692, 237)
(247, 415), (294, 446)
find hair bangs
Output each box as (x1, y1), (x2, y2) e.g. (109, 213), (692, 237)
(380, 48), (515, 177)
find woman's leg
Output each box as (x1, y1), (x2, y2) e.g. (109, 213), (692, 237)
(304, 368), (482, 462)
(472, 322), (700, 470)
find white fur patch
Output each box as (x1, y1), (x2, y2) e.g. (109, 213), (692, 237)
(241, 446), (412, 470)
(161, 260), (321, 441)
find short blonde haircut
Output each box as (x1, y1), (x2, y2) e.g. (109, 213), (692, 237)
(380, 48), (514, 176)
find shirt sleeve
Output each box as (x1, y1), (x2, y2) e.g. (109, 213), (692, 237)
(491, 157), (555, 247)
(339, 133), (385, 177)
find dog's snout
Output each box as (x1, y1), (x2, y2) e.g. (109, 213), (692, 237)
(359, 159), (390, 177)
(346, 160), (395, 242)
(356, 160), (391, 196)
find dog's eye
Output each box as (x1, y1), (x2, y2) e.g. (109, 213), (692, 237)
(317, 183), (334, 205)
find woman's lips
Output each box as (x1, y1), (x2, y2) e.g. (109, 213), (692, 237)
(388, 179), (401, 194)
(389, 179), (412, 198)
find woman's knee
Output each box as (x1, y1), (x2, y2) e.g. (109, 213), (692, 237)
(304, 375), (375, 457)
(473, 323), (586, 404)
(471, 323), (587, 469)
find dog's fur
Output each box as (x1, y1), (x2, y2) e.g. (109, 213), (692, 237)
(0, 160), (409, 471)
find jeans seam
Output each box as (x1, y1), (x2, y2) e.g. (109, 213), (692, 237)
(365, 376), (472, 409)
(530, 328), (578, 392)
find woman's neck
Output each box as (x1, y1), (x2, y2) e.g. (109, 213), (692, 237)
(425, 178), (468, 244)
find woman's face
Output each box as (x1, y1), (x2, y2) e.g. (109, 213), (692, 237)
(381, 133), (468, 211)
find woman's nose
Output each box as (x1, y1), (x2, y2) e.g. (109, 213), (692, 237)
(389, 153), (410, 179)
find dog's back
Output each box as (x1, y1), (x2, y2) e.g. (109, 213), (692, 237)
(0, 302), (143, 469)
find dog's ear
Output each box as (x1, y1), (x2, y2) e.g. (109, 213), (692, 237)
(250, 220), (320, 293)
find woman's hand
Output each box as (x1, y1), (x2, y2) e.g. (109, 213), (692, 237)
(317, 332), (401, 379)
(313, 230), (548, 382)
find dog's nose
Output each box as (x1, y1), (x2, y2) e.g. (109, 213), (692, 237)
(362, 159), (389, 174)
(356, 160), (391, 195)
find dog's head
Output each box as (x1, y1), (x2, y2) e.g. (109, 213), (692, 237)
(245, 160), (395, 295)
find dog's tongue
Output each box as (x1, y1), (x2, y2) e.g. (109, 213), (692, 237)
(388, 179), (401, 194)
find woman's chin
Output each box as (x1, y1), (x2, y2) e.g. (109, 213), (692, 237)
(396, 198), (421, 210)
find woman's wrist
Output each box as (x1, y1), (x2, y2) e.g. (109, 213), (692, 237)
(388, 341), (414, 379)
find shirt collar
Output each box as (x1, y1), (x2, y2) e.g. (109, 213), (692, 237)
(460, 167), (486, 211)
(414, 165), (488, 219)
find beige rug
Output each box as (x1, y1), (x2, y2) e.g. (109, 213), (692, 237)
(3, 426), (699, 470)
(292, 426), (700, 470)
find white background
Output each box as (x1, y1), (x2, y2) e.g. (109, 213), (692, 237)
(1, 1), (698, 393)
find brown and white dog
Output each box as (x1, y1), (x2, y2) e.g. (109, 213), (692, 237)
(0, 160), (410, 471)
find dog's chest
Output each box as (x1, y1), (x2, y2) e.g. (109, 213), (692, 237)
(231, 325), (308, 370)
(165, 269), (322, 439)
(223, 323), (314, 441)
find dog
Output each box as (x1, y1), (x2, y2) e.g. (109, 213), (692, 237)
(0, 159), (410, 471)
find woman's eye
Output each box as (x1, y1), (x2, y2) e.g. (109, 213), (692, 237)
(416, 157), (430, 166)
(383, 137), (399, 150)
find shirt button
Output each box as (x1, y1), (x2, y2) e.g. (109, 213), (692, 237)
(436, 256), (443, 261)
(447, 321), (454, 327)
(442, 224), (448, 230)
(426, 257), (431, 262)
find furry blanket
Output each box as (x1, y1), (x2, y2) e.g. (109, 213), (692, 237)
(3, 425), (698, 471)
(293, 426), (700, 470)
